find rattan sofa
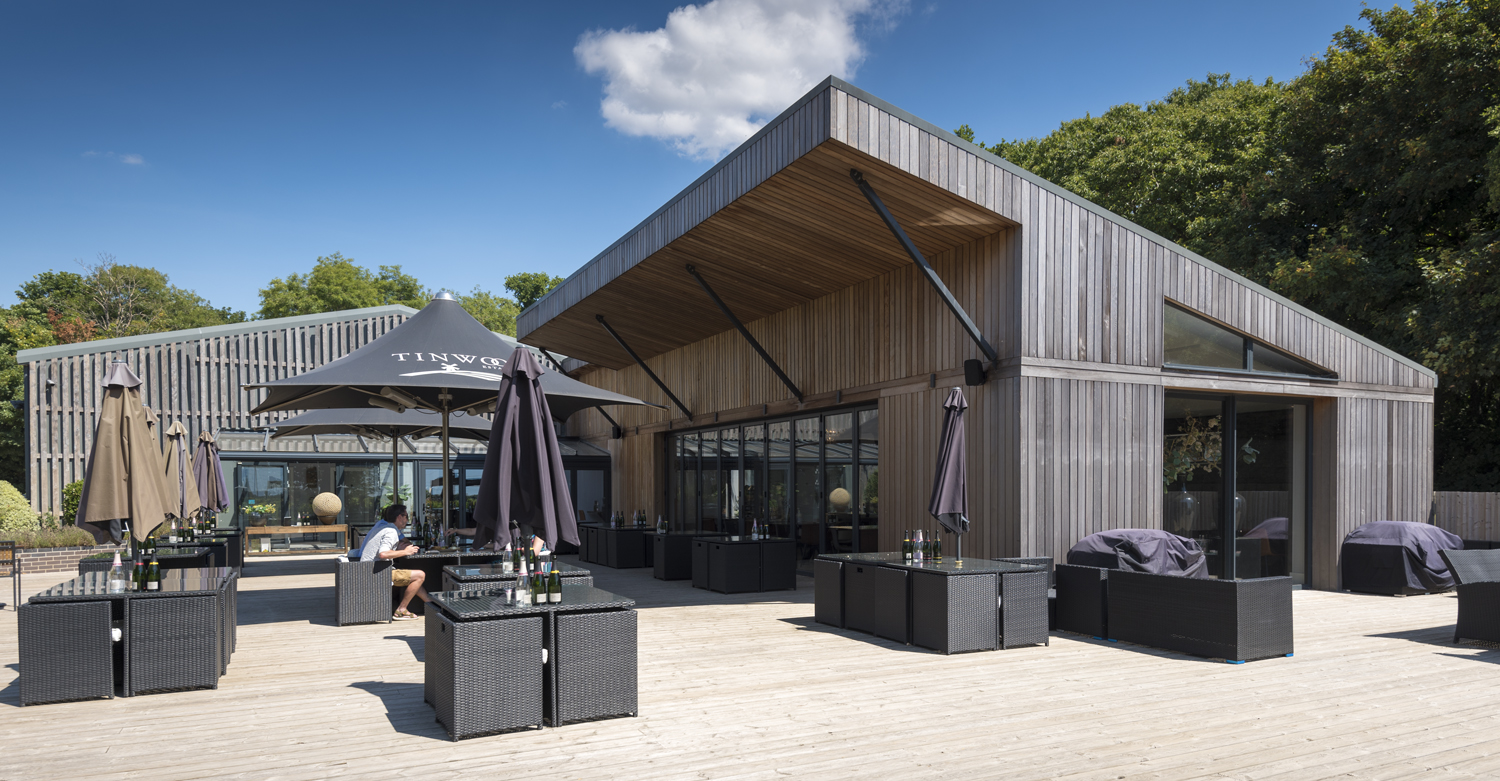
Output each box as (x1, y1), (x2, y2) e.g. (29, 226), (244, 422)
(1439, 549), (1500, 643)
(1107, 570), (1294, 662)
(1054, 563), (1110, 638)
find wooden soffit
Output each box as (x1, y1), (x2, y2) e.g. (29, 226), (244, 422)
(521, 140), (1013, 369)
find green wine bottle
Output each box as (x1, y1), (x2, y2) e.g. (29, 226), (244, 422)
(548, 569), (562, 603)
(531, 571), (543, 605)
(132, 558), (147, 592)
(902, 531), (912, 562)
(933, 534), (942, 562)
(145, 553), (161, 591)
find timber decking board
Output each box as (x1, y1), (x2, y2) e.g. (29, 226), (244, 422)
(4, 554), (1500, 780)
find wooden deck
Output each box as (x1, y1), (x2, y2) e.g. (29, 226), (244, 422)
(4, 557), (1500, 780)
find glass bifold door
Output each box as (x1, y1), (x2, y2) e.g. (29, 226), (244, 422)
(1164, 393), (1310, 584)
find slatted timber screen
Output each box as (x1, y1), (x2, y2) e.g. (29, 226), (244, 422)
(1433, 493), (1500, 542)
(23, 311), (409, 514)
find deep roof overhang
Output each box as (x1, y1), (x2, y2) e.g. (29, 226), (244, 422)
(520, 128), (1014, 369)
(518, 76), (1437, 382)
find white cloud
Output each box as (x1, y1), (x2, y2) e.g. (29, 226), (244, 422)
(576, 0), (906, 160)
(552, 100), (568, 109)
(81, 150), (146, 165)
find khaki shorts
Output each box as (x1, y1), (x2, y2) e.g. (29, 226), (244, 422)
(392, 569), (414, 587)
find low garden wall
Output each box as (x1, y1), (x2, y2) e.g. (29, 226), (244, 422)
(18, 543), (128, 574)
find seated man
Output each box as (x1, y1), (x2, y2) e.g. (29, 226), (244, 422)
(361, 504), (430, 620)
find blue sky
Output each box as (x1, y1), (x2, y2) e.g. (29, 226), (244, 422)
(1, 0), (1376, 316)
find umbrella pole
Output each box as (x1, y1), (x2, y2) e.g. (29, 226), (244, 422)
(390, 432), (399, 508)
(440, 393), (452, 547)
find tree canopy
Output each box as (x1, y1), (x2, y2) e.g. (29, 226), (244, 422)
(504, 272), (565, 310)
(257, 253), (429, 318)
(967, 0), (1500, 489)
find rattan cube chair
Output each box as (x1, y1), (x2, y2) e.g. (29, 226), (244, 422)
(336, 559), (393, 625)
(1439, 549), (1500, 643)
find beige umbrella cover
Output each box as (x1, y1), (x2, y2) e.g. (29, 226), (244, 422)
(164, 421), (200, 519)
(75, 362), (174, 543)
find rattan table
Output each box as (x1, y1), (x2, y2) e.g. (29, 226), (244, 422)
(440, 561), (594, 592)
(426, 584), (637, 740)
(692, 536), (796, 594)
(22, 568), (237, 704)
(817, 553), (1049, 653)
(79, 547), (211, 575)
(654, 533), (726, 580)
(583, 526), (653, 569)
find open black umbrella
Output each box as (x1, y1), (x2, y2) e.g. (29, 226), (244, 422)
(245, 293), (651, 539)
(268, 407), (492, 509)
(473, 349), (578, 550)
(929, 387), (970, 558)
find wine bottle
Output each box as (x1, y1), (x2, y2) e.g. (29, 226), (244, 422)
(914, 530), (925, 563)
(902, 531), (912, 562)
(530, 571), (543, 605)
(657, 515), (666, 535)
(548, 569), (562, 603)
(108, 551), (128, 594)
(933, 534), (942, 562)
(132, 558), (146, 592)
(168, 522), (179, 545)
(145, 554), (161, 591)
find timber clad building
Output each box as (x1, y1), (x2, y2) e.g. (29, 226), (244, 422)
(518, 78), (1436, 591)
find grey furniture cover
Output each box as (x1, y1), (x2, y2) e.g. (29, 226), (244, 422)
(1340, 521), (1461, 595)
(1065, 529), (1208, 579)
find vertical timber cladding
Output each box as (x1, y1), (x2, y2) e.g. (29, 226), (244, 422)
(21, 308), (412, 515)
(538, 79), (1437, 573)
(1308, 396), (1436, 591)
(565, 228), (1018, 550)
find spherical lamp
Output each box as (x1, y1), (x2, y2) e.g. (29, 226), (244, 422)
(829, 487), (852, 512)
(312, 492), (342, 525)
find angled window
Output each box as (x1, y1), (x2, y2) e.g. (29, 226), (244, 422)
(1163, 302), (1336, 380)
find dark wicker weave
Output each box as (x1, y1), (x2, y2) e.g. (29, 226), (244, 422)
(18, 600), (114, 705)
(708, 540), (760, 593)
(999, 570), (1051, 649)
(127, 593), (221, 695)
(598, 528), (648, 569)
(1055, 564), (1110, 638)
(336, 559), (393, 626)
(79, 548), (210, 576)
(1107, 570), (1293, 662)
(1439, 549), (1500, 643)
(426, 609), (545, 740)
(159, 540), (230, 569)
(844, 561), (908, 644)
(439, 562), (593, 593)
(654, 533), (714, 580)
(912, 571), (998, 654)
(551, 610), (638, 726)
(691, 538), (712, 589)
(996, 557), (1055, 587)
(813, 557), (844, 628)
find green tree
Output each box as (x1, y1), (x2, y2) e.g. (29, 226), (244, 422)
(968, 1), (1500, 489)
(457, 286), (522, 335)
(504, 272), (564, 310)
(984, 73), (1285, 258)
(257, 253), (430, 318)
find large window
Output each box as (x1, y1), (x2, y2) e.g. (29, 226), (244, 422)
(1164, 303), (1335, 380)
(668, 406), (879, 559)
(1164, 392), (1309, 583)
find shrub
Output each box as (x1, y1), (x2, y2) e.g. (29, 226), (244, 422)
(0, 480), (38, 535)
(3, 526), (98, 549)
(62, 480), (83, 526)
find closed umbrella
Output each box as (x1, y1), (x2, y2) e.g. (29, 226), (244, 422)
(163, 421), (201, 520)
(929, 387), (970, 558)
(473, 348), (578, 550)
(193, 431), (230, 516)
(74, 361), (174, 545)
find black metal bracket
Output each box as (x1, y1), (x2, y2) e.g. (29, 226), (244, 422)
(849, 168), (999, 367)
(538, 346), (624, 438)
(685, 264), (804, 401)
(596, 315), (693, 419)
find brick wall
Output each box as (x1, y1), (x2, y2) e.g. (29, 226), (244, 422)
(18, 544), (128, 574)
